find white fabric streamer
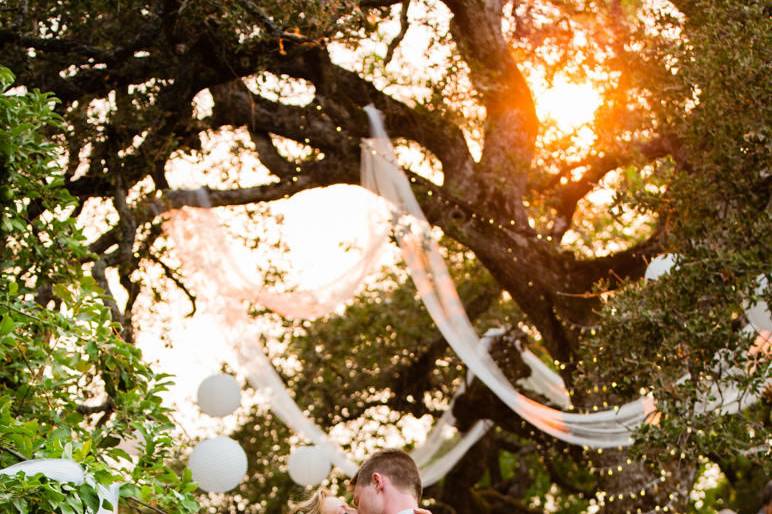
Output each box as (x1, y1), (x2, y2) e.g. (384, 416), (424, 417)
(164, 204), (492, 485)
(360, 104), (770, 447)
(515, 341), (572, 409)
(0, 458), (85, 484)
(361, 106), (654, 447)
(161, 104), (769, 483)
(164, 189), (390, 320)
(237, 317), (493, 485)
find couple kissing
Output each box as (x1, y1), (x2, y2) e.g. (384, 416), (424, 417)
(291, 449), (433, 514)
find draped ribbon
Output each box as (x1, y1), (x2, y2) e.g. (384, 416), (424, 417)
(360, 104), (770, 446)
(164, 195), (497, 485)
(160, 104), (770, 483)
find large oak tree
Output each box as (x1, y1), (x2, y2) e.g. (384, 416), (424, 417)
(1, 0), (769, 512)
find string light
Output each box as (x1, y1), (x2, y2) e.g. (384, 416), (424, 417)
(362, 120), (737, 513)
(592, 475), (689, 514)
(638, 501), (678, 514)
(360, 139), (541, 241)
(196, 103), (751, 514)
(590, 458), (644, 476)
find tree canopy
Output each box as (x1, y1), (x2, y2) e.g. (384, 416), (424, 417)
(0, 0), (769, 513)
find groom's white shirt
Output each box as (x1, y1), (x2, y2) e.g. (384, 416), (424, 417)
(396, 510), (416, 514)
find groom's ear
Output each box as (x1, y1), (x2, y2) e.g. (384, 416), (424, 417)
(371, 472), (385, 492)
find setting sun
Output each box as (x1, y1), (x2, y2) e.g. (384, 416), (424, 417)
(536, 77), (603, 132)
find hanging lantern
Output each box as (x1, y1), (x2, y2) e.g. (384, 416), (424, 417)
(197, 373), (241, 417)
(287, 446), (332, 487)
(744, 275), (771, 332)
(188, 437), (247, 493)
(644, 254), (677, 281)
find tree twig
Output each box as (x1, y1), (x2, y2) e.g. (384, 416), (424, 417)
(385, 0), (410, 66)
(0, 445), (26, 462)
(148, 253), (197, 317)
(76, 399), (114, 415)
(239, 0), (314, 43)
(126, 496), (169, 514)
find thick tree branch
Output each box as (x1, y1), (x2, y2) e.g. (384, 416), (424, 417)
(0, 22), (160, 63)
(547, 136), (675, 238)
(407, 170), (578, 360)
(89, 173), (335, 257)
(209, 79), (349, 152)
(441, 0), (539, 228)
(268, 48), (476, 188)
(384, 0), (410, 66)
(249, 132), (298, 179)
(14, 57), (165, 105)
(570, 224), (664, 287)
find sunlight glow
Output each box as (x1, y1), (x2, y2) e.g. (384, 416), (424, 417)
(536, 77), (603, 132)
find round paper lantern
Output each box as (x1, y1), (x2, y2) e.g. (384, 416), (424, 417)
(188, 437), (247, 493)
(197, 373), (241, 417)
(287, 446), (331, 487)
(644, 254), (677, 281)
(744, 275), (771, 332)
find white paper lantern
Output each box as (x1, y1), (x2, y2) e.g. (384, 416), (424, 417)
(644, 253), (677, 281)
(744, 275), (771, 332)
(197, 373), (241, 417)
(287, 446), (331, 487)
(188, 436), (247, 493)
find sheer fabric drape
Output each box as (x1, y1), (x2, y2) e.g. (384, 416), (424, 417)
(160, 105), (769, 482)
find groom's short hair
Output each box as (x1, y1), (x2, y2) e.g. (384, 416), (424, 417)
(352, 449), (422, 501)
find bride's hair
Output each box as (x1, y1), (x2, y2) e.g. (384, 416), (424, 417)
(289, 487), (331, 514)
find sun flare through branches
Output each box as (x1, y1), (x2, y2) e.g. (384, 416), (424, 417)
(536, 76), (603, 133)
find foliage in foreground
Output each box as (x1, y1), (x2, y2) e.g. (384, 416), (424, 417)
(0, 67), (198, 512)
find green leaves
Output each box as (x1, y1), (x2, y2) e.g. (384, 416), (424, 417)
(0, 314), (14, 336)
(578, 0), (772, 488)
(0, 67), (14, 90)
(0, 66), (199, 512)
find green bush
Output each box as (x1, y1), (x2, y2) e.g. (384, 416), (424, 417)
(0, 66), (198, 513)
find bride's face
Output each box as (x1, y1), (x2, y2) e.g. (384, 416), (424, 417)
(320, 496), (357, 514)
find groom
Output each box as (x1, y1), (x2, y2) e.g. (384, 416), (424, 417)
(351, 449), (430, 514)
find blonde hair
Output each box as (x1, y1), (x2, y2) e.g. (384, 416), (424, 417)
(289, 487), (331, 514)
